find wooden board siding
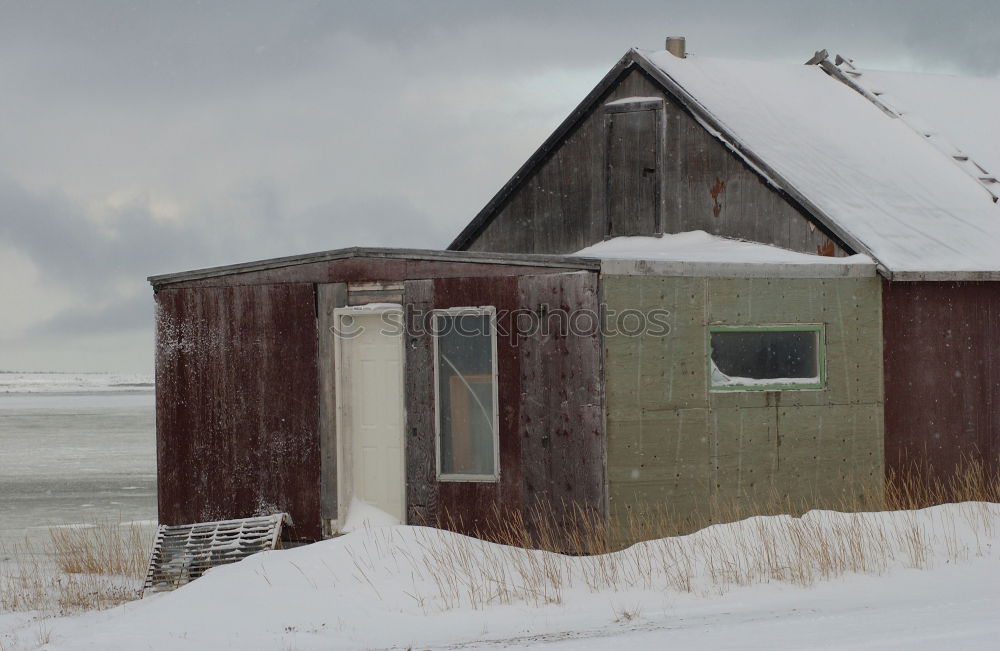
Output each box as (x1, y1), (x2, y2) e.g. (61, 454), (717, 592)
(603, 275), (884, 539)
(160, 257), (576, 290)
(606, 106), (660, 236)
(462, 68), (844, 257)
(516, 272), (605, 532)
(402, 272), (605, 543)
(882, 281), (1000, 486)
(401, 278), (438, 527)
(154, 284), (321, 540)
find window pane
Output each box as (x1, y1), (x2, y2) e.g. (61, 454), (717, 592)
(436, 313), (496, 476)
(710, 329), (820, 387)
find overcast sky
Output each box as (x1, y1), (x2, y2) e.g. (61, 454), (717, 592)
(1, 0), (997, 373)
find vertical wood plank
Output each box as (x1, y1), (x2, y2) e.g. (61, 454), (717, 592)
(518, 272), (606, 532)
(402, 279), (437, 525)
(606, 108), (660, 237)
(155, 283), (321, 540)
(317, 283), (348, 531)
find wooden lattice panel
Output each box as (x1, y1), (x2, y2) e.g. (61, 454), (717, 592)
(143, 513), (289, 594)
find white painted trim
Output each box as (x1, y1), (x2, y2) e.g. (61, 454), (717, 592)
(332, 306), (407, 532)
(432, 306), (501, 483)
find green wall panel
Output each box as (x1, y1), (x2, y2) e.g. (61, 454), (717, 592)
(604, 274), (884, 540)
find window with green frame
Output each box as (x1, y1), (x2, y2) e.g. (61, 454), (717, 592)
(708, 325), (825, 391)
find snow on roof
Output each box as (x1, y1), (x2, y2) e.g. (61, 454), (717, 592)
(604, 95), (663, 106)
(851, 67), (1000, 198)
(639, 50), (1000, 277)
(576, 231), (868, 264)
(574, 232), (875, 278)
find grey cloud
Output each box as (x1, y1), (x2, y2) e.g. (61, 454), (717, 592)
(0, 174), (449, 285)
(35, 292), (153, 337)
(0, 1), (997, 371)
(6, 1), (997, 104)
(0, 172), (449, 342)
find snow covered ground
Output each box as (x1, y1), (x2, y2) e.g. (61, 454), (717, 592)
(1, 503), (997, 650)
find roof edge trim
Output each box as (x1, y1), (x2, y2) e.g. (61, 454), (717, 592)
(148, 247), (601, 288)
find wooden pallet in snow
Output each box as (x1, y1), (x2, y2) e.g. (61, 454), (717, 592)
(142, 513), (289, 594)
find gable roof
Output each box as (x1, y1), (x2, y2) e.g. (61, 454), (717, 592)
(451, 48), (1000, 280)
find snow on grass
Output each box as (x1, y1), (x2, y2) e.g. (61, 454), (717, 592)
(1, 503), (997, 650)
(0, 521), (155, 617)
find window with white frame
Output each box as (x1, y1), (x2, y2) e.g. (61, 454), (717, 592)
(433, 308), (499, 481)
(709, 325), (825, 391)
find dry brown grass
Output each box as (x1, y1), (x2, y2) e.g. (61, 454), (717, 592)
(49, 521), (151, 578)
(392, 498), (998, 611)
(0, 521), (155, 616)
(385, 456), (1000, 610)
(432, 454), (1000, 556)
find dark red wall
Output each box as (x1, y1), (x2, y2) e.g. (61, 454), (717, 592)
(154, 261), (603, 544)
(403, 272), (605, 541)
(155, 283), (321, 540)
(883, 280), (1000, 485)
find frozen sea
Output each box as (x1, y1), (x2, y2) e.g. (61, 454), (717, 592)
(0, 373), (156, 554)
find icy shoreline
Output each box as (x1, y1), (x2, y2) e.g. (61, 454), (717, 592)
(0, 372), (154, 395)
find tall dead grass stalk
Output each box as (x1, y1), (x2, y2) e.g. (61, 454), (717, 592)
(0, 521), (155, 616)
(49, 522), (151, 578)
(387, 456), (999, 610)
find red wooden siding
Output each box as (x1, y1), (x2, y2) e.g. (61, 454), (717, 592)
(402, 272), (605, 542)
(882, 280), (1000, 486)
(155, 283), (321, 540)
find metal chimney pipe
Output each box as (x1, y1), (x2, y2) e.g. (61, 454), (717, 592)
(665, 36), (686, 58)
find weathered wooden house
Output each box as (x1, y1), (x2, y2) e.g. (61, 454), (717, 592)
(450, 40), (1000, 491)
(150, 40), (999, 546)
(150, 238), (881, 544)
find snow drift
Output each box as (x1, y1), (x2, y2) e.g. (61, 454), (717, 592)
(1, 502), (998, 650)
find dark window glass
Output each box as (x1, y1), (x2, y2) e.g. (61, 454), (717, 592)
(710, 329), (820, 385)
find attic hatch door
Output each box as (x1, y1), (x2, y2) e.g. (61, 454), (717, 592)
(604, 97), (663, 238)
(335, 307), (406, 528)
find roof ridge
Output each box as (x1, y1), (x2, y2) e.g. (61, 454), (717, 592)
(815, 53), (999, 204)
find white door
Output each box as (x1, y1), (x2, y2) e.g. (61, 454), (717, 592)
(338, 311), (405, 523)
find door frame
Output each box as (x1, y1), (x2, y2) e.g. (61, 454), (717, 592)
(332, 305), (407, 532)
